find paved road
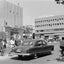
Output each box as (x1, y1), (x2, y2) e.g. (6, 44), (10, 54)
(0, 41), (63, 64)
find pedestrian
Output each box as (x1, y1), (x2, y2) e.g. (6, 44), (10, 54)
(8, 37), (15, 54)
(9, 37), (15, 48)
(3, 39), (7, 49)
(0, 39), (2, 52)
(0, 39), (6, 56)
(15, 39), (21, 46)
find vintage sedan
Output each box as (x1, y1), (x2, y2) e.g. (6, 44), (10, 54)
(12, 39), (54, 58)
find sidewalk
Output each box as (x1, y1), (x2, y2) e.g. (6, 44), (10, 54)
(0, 53), (17, 60)
(0, 54), (9, 60)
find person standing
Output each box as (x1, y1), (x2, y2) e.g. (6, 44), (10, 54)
(0, 39), (6, 56)
(9, 37), (15, 48)
(8, 37), (15, 54)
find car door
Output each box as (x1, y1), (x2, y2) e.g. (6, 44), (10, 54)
(41, 41), (48, 52)
(41, 41), (51, 52)
(33, 40), (44, 53)
(28, 40), (48, 54)
(28, 40), (43, 54)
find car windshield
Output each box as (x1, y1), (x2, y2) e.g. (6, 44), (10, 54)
(35, 40), (47, 46)
(22, 41), (33, 46)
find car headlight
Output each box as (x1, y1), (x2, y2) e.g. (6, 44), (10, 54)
(16, 49), (21, 52)
(30, 42), (33, 45)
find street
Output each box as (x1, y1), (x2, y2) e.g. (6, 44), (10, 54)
(0, 41), (63, 64)
(0, 0), (63, 64)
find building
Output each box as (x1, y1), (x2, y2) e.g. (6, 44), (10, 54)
(22, 25), (34, 39)
(5, 26), (24, 40)
(35, 15), (64, 39)
(0, 0), (23, 31)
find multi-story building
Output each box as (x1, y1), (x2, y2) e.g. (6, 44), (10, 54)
(0, 0), (23, 31)
(35, 15), (64, 39)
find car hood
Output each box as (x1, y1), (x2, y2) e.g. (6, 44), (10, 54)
(15, 45), (33, 53)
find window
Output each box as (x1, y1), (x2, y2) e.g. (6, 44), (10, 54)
(42, 25), (45, 26)
(50, 19), (53, 21)
(46, 20), (48, 22)
(41, 20), (42, 22)
(49, 24), (51, 26)
(53, 23), (55, 26)
(46, 24), (48, 26)
(35, 21), (37, 23)
(55, 23), (57, 25)
(38, 21), (39, 23)
(44, 20), (46, 22)
(60, 23), (62, 25)
(59, 18), (61, 20)
(48, 20), (50, 22)
(36, 30), (39, 32)
(50, 24), (52, 26)
(35, 40), (47, 46)
(53, 19), (54, 21)
(56, 19), (59, 21)
(55, 19), (57, 21)
(54, 28), (64, 31)
(62, 18), (63, 20)
(45, 24), (47, 26)
(40, 30), (44, 32)
(57, 23), (59, 25)
(62, 23), (64, 25)
(40, 25), (42, 27)
(36, 25), (39, 27)
(43, 20), (45, 22)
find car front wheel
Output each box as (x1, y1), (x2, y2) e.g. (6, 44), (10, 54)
(47, 51), (52, 55)
(18, 55), (23, 58)
(34, 53), (39, 59)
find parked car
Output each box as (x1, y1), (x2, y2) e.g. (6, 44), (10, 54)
(47, 38), (55, 43)
(11, 39), (54, 58)
(60, 39), (64, 55)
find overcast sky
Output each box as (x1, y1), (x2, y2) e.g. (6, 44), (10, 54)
(6, 0), (64, 26)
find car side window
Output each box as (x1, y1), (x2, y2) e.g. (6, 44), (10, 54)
(42, 41), (46, 45)
(35, 40), (43, 46)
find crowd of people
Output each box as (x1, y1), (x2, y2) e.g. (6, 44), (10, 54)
(0, 39), (7, 56)
(0, 34), (23, 56)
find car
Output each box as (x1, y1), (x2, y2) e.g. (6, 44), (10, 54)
(47, 38), (55, 43)
(12, 39), (54, 58)
(60, 40), (64, 55)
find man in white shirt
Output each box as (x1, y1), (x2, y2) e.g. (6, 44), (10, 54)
(9, 37), (15, 48)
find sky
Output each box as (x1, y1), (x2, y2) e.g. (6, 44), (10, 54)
(5, 0), (64, 26)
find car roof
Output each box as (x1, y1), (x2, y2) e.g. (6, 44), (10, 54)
(23, 38), (45, 43)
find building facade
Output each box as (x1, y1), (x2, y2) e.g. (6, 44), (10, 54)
(5, 26), (24, 40)
(35, 15), (64, 39)
(0, 0), (23, 31)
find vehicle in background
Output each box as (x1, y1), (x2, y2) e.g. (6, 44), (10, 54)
(11, 39), (54, 58)
(60, 37), (64, 55)
(47, 39), (54, 43)
(0, 32), (6, 52)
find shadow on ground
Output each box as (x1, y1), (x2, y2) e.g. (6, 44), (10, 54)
(11, 53), (52, 61)
(56, 57), (64, 62)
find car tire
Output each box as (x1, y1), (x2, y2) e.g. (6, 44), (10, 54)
(34, 53), (38, 59)
(48, 51), (51, 55)
(61, 50), (64, 55)
(18, 55), (23, 58)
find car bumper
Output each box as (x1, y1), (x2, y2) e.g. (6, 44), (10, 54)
(12, 52), (31, 56)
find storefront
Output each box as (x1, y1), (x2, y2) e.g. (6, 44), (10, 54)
(5, 26), (24, 40)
